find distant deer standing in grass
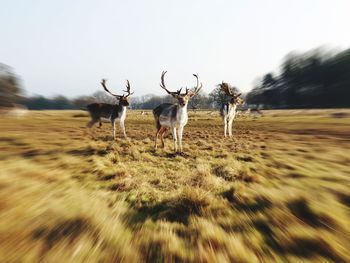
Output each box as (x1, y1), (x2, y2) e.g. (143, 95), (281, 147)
(153, 71), (202, 153)
(219, 82), (244, 137)
(86, 79), (134, 140)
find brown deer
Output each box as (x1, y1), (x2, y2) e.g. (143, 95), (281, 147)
(153, 71), (202, 153)
(86, 79), (134, 140)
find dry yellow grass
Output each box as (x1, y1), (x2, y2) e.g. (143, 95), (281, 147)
(0, 109), (350, 262)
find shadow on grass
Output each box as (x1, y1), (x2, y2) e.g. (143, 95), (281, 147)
(21, 149), (57, 158)
(252, 219), (345, 262)
(67, 147), (107, 157)
(252, 219), (283, 253)
(236, 155), (254, 162)
(283, 237), (346, 262)
(150, 150), (191, 159)
(287, 198), (336, 229)
(336, 192), (350, 207)
(165, 152), (190, 158)
(99, 174), (116, 181)
(129, 194), (210, 225)
(222, 188), (271, 213)
(0, 137), (28, 146)
(212, 165), (234, 181)
(32, 217), (95, 254)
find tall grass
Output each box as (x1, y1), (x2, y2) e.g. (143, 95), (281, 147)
(0, 109), (349, 262)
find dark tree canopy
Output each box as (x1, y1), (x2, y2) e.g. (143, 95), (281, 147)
(209, 84), (240, 108)
(246, 48), (350, 109)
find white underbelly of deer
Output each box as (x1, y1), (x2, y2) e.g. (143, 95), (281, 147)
(159, 113), (188, 128)
(159, 117), (173, 128)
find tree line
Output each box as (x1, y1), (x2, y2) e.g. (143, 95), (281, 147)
(18, 89), (232, 110)
(0, 63), (234, 110)
(246, 47), (350, 108)
(4, 90), (220, 110)
(1, 47), (350, 110)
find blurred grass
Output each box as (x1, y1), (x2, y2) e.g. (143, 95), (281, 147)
(0, 109), (350, 262)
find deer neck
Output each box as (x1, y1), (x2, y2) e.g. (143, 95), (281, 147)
(116, 102), (127, 109)
(113, 104), (127, 116)
(229, 103), (237, 111)
(176, 103), (188, 122)
(227, 103), (237, 119)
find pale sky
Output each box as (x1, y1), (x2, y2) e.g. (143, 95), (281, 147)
(1, 0), (349, 98)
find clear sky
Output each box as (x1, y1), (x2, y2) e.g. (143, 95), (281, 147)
(1, 0), (349, 98)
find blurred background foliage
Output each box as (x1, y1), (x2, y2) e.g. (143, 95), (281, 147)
(1, 47), (350, 110)
(0, 63), (23, 107)
(246, 48), (350, 108)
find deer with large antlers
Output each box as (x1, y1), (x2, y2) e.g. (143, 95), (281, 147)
(219, 82), (244, 137)
(153, 71), (202, 153)
(86, 79), (134, 140)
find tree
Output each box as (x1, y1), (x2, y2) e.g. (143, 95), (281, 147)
(73, 95), (95, 109)
(51, 95), (75, 109)
(209, 85), (240, 108)
(188, 91), (210, 110)
(93, 91), (116, 104)
(261, 73), (277, 89)
(246, 47), (350, 109)
(0, 63), (22, 107)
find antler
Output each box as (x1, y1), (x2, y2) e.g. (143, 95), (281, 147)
(123, 80), (134, 97)
(160, 71), (182, 97)
(188, 73), (203, 97)
(101, 79), (122, 97)
(219, 82), (235, 96)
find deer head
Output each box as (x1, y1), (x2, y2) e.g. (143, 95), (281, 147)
(101, 79), (134, 106)
(219, 81), (244, 105)
(160, 71), (202, 106)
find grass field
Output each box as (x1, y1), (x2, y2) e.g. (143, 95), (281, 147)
(0, 109), (350, 262)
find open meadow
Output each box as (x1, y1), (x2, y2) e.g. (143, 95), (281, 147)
(0, 109), (350, 262)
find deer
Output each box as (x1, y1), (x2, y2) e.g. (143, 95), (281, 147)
(86, 79), (134, 140)
(219, 82), (244, 137)
(153, 71), (202, 153)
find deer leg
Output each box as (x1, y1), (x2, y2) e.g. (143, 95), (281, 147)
(87, 118), (98, 128)
(228, 119), (233, 137)
(224, 117), (227, 137)
(86, 119), (98, 138)
(160, 127), (166, 148)
(171, 126), (178, 153)
(120, 121), (127, 139)
(155, 126), (162, 149)
(98, 121), (102, 128)
(178, 125), (184, 152)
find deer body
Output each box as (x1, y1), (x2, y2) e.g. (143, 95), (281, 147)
(156, 103), (188, 127)
(218, 82), (243, 137)
(220, 102), (237, 137)
(87, 103), (127, 139)
(153, 71), (202, 153)
(86, 79), (133, 140)
(153, 103), (189, 152)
